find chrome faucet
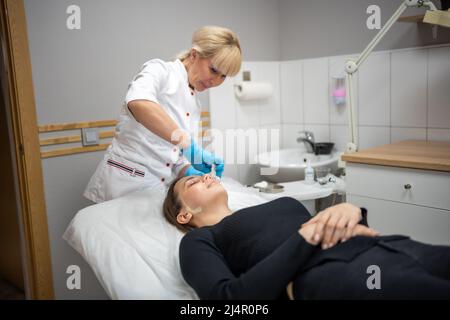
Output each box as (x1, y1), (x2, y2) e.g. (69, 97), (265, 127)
(297, 130), (315, 153)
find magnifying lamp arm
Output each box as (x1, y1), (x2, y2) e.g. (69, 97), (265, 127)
(343, 0), (437, 154)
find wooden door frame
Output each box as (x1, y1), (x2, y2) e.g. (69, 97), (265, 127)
(0, 0), (53, 299)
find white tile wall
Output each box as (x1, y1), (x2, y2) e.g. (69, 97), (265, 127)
(428, 46), (450, 128)
(209, 77), (236, 131)
(427, 128), (450, 141)
(358, 52), (390, 126)
(391, 127), (427, 143)
(391, 49), (428, 128)
(209, 44), (450, 184)
(280, 61), (303, 124)
(259, 62), (281, 126)
(282, 123), (304, 149)
(330, 125), (350, 152)
(234, 62), (261, 128)
(254, 124), (282, 158)
(303, 57), (329, 125)
(358, 126), (390, 149)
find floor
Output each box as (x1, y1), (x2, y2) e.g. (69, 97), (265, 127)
(0, 278), (24, 300)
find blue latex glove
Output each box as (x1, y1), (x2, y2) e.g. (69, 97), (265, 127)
(214, 162), (224, 178)
(182, 140), (224, 175)
(184, 165), (205, 177)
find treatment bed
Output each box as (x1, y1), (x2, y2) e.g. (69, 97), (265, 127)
(63, 177), (268, 299)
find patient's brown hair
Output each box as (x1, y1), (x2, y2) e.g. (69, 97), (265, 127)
(163, 177), (193, 233)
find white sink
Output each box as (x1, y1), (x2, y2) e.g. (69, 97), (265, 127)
(256, 147), (341, 183)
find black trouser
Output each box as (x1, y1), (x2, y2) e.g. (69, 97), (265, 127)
(293, 239), (450, 300)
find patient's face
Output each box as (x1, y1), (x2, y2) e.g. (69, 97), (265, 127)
(174, 174), (226, 212)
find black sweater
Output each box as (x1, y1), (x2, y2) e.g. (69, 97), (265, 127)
(179, 197), (369, 300)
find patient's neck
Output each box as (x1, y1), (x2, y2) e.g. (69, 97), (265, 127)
(191, 201), (232, 228)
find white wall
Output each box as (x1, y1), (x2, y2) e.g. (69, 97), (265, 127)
(210, 44), (450, 185)
(279, 0), (450, 60)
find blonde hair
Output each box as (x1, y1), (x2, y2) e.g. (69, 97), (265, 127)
(177, 26), (242, 77)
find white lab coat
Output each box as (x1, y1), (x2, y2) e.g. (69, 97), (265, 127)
(84, 59), (201, 203)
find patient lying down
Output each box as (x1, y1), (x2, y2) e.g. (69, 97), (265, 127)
(163, 174), (450, 300)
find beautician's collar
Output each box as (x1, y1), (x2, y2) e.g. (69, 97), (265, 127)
(176, 59), (193, 91)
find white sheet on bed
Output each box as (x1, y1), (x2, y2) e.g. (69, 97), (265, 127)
(63, 177), (267, 299)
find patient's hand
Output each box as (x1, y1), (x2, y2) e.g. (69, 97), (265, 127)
(347, 224), (380, 240)
(298, 223), (321, 245)
(299, 222), (379, 248)
(302, 203), (366, 249)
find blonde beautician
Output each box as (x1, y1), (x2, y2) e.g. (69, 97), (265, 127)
(84, 26), (242, 203)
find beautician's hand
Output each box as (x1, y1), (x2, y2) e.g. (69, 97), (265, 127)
(302, 203), (364, 250)
(183, 165), (205, 177)
(181, 140), (224, 176)
(214, 162), (224, 178)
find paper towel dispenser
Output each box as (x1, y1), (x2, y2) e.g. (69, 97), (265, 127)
(234, 82), (273, 101)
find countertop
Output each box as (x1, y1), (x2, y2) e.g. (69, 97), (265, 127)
(254, 180), (334, 201)
(341, 140), (450, 172)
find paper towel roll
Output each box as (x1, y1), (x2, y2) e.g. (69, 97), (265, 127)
(234, 82), (273, 101)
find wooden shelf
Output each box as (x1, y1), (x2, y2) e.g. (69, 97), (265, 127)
(398, 10), (450, 28)
(341, 140), (450, 172)
(398, 14), (425, 23)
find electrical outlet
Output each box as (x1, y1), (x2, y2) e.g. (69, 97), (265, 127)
(82, 128), (99, 146)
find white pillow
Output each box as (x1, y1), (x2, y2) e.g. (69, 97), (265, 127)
(63, 177), (267, 300)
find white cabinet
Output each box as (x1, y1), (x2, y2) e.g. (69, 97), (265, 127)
(346, 163), (450, 245)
